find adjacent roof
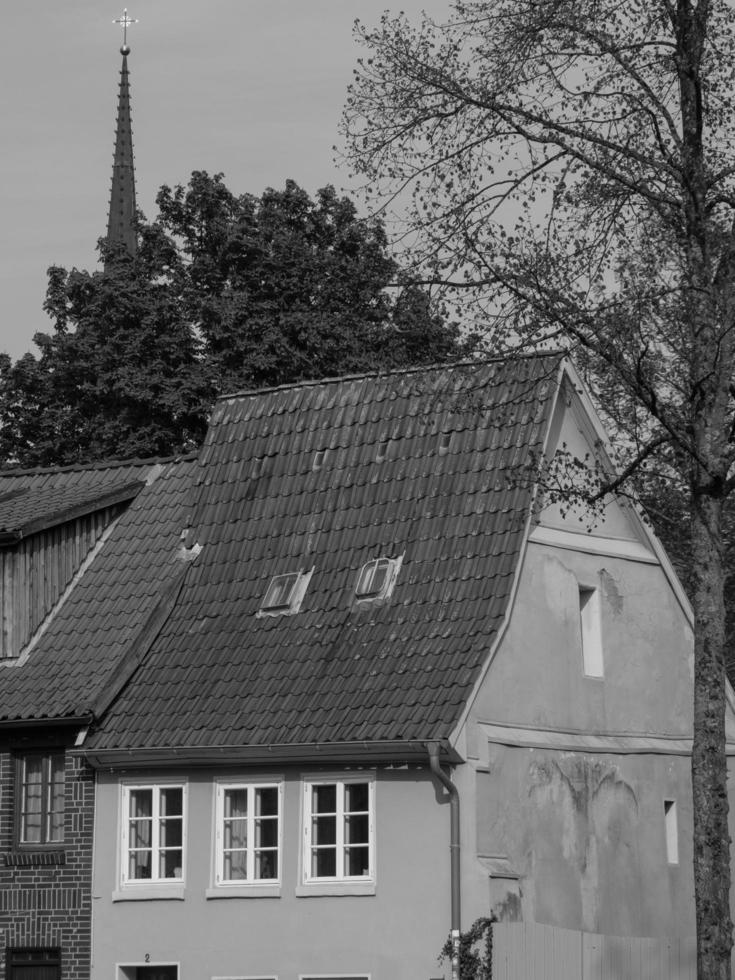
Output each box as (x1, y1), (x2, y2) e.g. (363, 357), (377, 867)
(0, 458), (196, 723)
(84, 355), (562, 756)
(0, 472), (146, 544)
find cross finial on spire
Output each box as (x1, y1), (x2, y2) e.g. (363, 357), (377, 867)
(113, 8), (138, 53)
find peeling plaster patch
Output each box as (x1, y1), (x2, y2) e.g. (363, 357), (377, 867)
(600, 568), (623, 615)
(493, 890), (522, 922)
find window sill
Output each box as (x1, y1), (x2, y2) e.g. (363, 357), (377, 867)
(3, 850), (65, 867)
(205, 884), (281, 900)
(295, 881), (376, 897)
(112, 885), (185, 902)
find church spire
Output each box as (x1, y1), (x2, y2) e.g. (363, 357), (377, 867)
(106, 9), (139, 260)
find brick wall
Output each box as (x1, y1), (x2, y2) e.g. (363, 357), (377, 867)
(0, 747), (94, 980)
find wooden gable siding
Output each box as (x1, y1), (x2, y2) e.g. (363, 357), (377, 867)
(0, 504), (125, 659)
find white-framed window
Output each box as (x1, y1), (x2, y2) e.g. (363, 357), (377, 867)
(258, 568), (313, 617)
(579, 584), (603, 677)
(121, 783), (186, 885)
(214, 781), (282, 885)
(303, 777), (375, 883)
(354, 556), (402, 602)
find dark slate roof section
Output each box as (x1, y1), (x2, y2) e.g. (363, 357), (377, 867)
(0, 459), (197, 722)
(0, 479), (145, 542)
(86, 355), (562, 753)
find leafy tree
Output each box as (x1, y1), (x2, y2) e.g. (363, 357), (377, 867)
(0, 246), (208, 467)
(0, 177), (463, 467)
(154, 174), (464, 392)
(343, 2), (735, 976)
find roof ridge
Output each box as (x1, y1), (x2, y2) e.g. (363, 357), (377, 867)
(0, 452), (199, 479)
(216, 350), (567, 404)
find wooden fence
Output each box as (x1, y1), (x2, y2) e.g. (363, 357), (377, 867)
(492, 922), (697, 980)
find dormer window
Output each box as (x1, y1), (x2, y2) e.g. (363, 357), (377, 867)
(258, 569), (313, 617)
(355, 556), (402, 601)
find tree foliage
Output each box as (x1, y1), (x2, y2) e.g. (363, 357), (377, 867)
(343, 2), (735, 977)
(0, 175), (463, 467)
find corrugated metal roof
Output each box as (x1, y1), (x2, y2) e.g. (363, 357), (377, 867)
(84, 356), (562, 751)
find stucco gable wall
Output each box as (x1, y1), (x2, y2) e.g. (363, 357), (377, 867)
(455, 539), (697, 938)
(470, 541), (693, 736)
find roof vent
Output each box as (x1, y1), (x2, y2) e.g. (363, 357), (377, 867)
(313, 449), (327, 471)
(376, 438), (391, 463)
(438, 432), (453, 455)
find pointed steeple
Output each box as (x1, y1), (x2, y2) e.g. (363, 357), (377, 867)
(106, 10), (138, 260)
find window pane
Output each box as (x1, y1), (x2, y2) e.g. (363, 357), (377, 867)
(312, 784), (336, 813)
(312, 848), (336, 878)
(129, 818), (152, 849)
(255, 817), (278, 849)
(129, 849), (152, 879)
(256, 787), (278, 816)
(160, 849), (183, 879)
(223, 849), (248, 880)
(345, 813), (369, 845)
(48, 809), (64, 843)
(160, 818), (182, 849)
(345, 782), (369, 812)
(22, 812), (42, 843)
(345, 845), (370, 877)
(312, 814), (336, 846)
(160, 787), (182, 817)
(224, 788), (248, 820)
(224, 817), (247, 850)
(264, 573), (297, 609)
(129, 789), (152, 819)
(255, 849), (278, 880)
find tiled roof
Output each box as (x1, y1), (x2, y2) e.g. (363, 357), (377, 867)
(0, 476), (145, 541)
(86, 356), (562, 753)
(0, 458), (197, 722)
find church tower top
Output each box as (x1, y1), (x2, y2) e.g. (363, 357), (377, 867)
(105, 9), (139, 261)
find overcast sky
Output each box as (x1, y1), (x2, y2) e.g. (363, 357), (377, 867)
(0, 0), (451, 360)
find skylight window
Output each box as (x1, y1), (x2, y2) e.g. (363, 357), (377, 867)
(355, 556), (402, 602)
(258, 568), (313, 617)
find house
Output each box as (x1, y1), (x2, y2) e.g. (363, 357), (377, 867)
(0, 458), (196, 980)
(0, 354), (726, 980)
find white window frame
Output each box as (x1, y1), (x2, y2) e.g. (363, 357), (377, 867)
(214, 781), (283, 887)
(302, 776), (375, 884)
(120, 781), (187, 887)
(354, 556), (402, 603)
(258, 568), (314, 617)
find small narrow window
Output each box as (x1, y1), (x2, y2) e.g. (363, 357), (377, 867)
(313, 449), (327, 471)
(664, 800), (679, 864)
(355, 556), (402, 601)
(579, 585), (603, 677)
(258, 568), (313, 617)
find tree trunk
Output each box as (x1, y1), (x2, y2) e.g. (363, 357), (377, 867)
(691, 489), (733, 979)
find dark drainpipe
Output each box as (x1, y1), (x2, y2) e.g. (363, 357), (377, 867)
(428, 741), (460, 980)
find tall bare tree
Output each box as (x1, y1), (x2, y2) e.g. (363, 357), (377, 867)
(343, 2), (735, 976)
